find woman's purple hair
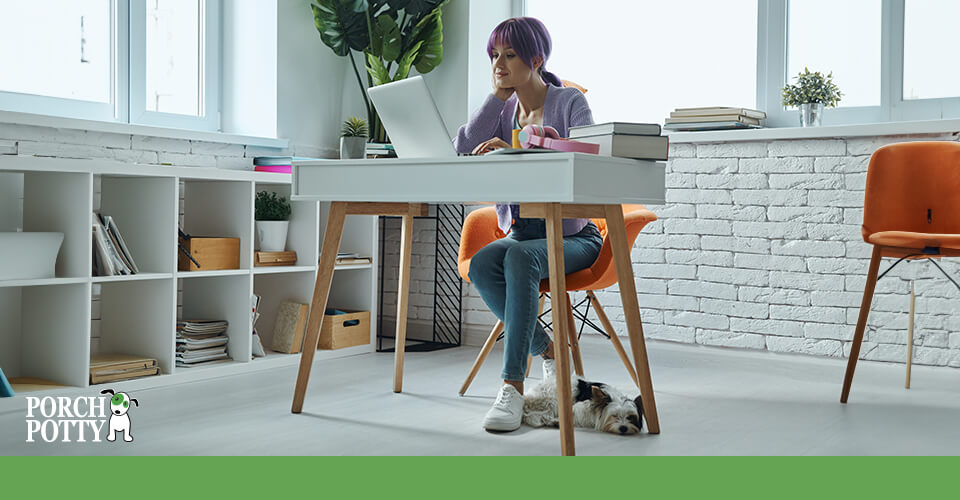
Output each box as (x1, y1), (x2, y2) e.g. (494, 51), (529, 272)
(486, 17), (562, 87)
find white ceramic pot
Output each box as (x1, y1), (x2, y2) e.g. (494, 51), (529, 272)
(340, 136), (367, 159)
(0, 232), (64, 280)
(255, 221), (289, 252)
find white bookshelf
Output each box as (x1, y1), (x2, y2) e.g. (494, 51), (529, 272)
(0, 156), (379, 409)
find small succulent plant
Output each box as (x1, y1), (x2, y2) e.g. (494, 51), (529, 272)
(255, 191), (291, 221)
(340, 116), (368, 138)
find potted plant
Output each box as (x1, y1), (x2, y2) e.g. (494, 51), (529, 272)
(310, 0), (450, 143)
(781, 68), (843, 127)
(255, 191), (292, 252)
(340, 116), (368, 159)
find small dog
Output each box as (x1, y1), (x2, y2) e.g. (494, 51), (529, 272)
(523, 376), (643, 435)
(100, 389), (138, 442)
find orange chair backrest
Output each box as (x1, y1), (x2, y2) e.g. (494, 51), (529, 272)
(862, 142), (960, 240)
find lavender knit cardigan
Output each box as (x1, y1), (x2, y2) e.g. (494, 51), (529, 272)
(453, 84), (595, 236)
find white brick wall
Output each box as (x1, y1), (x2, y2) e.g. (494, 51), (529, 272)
(378, 131), (960, 369)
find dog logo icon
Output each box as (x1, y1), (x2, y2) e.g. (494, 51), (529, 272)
(100, 389), (138, 442)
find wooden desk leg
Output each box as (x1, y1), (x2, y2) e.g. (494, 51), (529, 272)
(545, 203), (575, 456)
(292, 202), (347, 413)
(393, 209), (415, 393)
(604, 204), (660, 434)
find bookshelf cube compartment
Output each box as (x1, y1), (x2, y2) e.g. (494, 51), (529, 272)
(181, 180), (253, 271)
(255, 183), (319, 267)
(95, 279), (176, 378)
(0, 283), (91, 391)
(99, 176), (178, 274)
(22, 172), (93, 279)
(253, 271), (316, 354)
(178, 274), (252, 365)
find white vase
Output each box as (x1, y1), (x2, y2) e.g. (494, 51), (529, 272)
(340, 136), (367, 159)
(255, 221), (289, 252)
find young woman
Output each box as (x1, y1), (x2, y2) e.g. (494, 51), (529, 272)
(453, 17), (603, 432)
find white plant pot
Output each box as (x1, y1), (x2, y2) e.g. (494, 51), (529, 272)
(340, 136), (367, 159)
(0, 232), (64, 280)
(255, 221), (289, 252)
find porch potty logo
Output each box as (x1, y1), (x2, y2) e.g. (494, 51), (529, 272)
(25, 389), (139, 443)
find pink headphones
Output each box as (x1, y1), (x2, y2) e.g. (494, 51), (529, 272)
(517, 124), (600, 154)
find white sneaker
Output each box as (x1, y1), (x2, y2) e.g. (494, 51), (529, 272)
(482, 385), (524, 432)
(542, 358), (556, 380)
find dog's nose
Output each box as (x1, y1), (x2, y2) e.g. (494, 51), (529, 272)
(619, 425), (628, 434)
(114, 410), (120, 415)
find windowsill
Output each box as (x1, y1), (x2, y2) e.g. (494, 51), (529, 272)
(665, 118), (960, 144)
(0, 110), (289, 149)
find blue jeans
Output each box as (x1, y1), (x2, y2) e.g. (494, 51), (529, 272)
(468, 218), (603, 381)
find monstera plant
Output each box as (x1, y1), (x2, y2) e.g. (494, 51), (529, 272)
(311, 0), (449, 143)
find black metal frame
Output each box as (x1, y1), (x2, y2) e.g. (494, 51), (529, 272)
(494, 292), (612, 343)
(376, 204), (464, 352)
(876, 250), (960, 292)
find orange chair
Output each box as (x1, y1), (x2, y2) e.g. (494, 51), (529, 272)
(842, 141), (960, 403)
(457, 204), (657, 395)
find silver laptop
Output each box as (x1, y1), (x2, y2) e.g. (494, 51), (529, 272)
(366, 76), (458, 159)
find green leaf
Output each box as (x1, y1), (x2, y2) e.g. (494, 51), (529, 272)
(369, 14), (402, 62)
(365, 50), (391, 86)
(408, 6), (445, 74)
(311, 0), (370, 57)
(394, 40), (423, 81)
(397, 0), (446, 20)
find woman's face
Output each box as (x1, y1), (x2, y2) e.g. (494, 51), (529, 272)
(490, 44), (540, 88)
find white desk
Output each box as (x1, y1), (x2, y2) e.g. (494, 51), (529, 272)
(291, 152), (666, 456)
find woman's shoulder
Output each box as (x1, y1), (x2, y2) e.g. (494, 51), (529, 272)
(547, 84), (588, 107)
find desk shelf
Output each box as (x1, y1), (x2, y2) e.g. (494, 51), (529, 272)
(0, 155), (378, 404)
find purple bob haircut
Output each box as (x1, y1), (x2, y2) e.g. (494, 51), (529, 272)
(486, 17), (562, 87)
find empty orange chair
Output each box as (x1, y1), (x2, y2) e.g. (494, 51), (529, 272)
(842, 141), (960, 402)
(457, 204), (657, 395)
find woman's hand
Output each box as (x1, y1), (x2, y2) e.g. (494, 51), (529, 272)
(492, 72), (515, 101)
(472, 137), (511, 155)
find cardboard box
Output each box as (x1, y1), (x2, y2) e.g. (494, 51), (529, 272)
(318, 310), (370, 350)
(178, 237), (240, 271)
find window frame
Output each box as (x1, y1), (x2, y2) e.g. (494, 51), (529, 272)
(129, 0), (220, 131)
(0, 0), (220, 132)
(521, 0), (960, 128)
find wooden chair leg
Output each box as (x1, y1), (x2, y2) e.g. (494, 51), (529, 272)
(459, 321), (504, 396)
(566, 293), (584, 377)
(587, 290), (639, 387)
(905, 280), (915, 389)
(292, 202), (347, 413)
(528, 294), (546, 378)
(605, 204), (659, 434)
(842, 245), (883, 403)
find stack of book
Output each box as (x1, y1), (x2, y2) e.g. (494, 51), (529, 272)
(253, 156), (324, 173)
(664, 107), (766, 131)
(89, 354), (160, 384)
(366, 143), (396, 158)
(253, 156), (293, 173)
(92, 212), (139, 276)
(334, 251), (372, 265)
(176, 320), (230, 367)
(568, 122), (668, 160)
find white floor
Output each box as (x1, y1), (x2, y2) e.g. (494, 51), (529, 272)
(3, 336), (959, 455)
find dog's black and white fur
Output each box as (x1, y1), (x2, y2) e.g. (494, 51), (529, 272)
(522, 376), (643, 435)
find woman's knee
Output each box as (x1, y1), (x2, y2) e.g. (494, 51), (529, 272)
(468, 247), (502, 285)
(503, 245), (541, 274)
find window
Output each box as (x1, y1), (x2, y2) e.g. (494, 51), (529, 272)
(760, 0), (960, 127)
(0, 0), (220, 131)
(525, 0), (758, 124)
(787, 0), (881, 108)
(902, 0), (960, 101)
